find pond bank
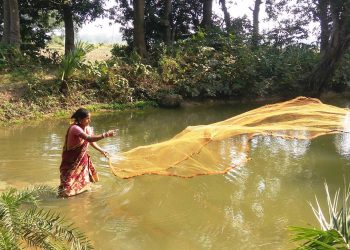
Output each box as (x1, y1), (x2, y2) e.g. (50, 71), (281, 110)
(1, 89), (349, 127)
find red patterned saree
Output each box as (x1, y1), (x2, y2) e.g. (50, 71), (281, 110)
(58, 126), (98, 197)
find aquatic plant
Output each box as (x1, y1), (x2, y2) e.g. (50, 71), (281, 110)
(290, 181), (350, 249)
(0, 185), (93, 249)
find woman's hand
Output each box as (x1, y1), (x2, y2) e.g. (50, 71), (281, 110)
(101, 151), (110, 158)
(102, 129), (118, 138)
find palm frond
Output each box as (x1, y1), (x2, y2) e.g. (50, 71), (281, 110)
(16, 185), (57, 204)
(59, 41), (95, 81)
(289, 226), (346, 249)
(290, 181), (350, 249)
(21, 208), (93, 250)
(0, 229), (21, 250)
(0, 190), (22, 235)
(0, 186), (93, 249)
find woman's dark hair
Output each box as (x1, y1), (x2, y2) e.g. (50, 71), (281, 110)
(71, 108), (89, 123)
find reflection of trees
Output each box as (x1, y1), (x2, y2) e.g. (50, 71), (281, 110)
(334, 113), (350, 159)
(221, 132), (315, 247)
(251, 132), (311, 159)
(219, 135), (250, 183)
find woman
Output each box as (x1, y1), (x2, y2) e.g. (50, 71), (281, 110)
(58, 108), (117, 197)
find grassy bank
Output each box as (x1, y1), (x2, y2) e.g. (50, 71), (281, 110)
(0, 98), (157, 127)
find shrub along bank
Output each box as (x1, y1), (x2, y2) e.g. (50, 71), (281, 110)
(0, 32), (349, 125)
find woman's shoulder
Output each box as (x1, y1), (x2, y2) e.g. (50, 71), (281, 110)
(69, 124), (84, 135)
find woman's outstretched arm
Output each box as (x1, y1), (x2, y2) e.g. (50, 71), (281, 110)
(79, 130), (117, 143)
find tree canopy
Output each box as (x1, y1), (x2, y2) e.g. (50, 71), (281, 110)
(0, 0), (350, 98)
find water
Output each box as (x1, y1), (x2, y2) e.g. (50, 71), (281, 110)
(1, 99), (350, 249)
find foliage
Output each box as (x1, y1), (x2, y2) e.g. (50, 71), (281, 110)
(110, 44), (132, 61)
(264, 0), (312, 47)
(59, 41), (94, 81)
(146, 31), (319, 98)
(85, 61), (134, 102)
(0, 43), (31, 69)
(0, 0), (106, 55)
(331, 52), (350, 92)
(106, 29), (323, 99)
(0, 185), (93, 249)
(111, 0), (203, 46)
(290, 181), (350, 249)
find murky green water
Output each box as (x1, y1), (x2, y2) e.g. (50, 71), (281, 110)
(1, 98), (350, 249)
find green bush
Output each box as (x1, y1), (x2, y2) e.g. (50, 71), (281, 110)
(331, 52), (350, 92)
(166, 33), (319, 98)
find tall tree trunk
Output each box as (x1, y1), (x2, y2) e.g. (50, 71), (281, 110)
(302, 1), (350, 97)
(63, 3), (75, 55)
(200, 0), (213, 29)
(2, 0), (10, 44)
(318, 0), (330, 55)
(133, 0), (147, 57)
(2, 0), (21, 48)
(252, 0), (262, 48)
(219, 0), (231, 32)
(160, 0), (172, 45)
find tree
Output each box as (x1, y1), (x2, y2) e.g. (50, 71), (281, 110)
(112, 0), (202, 49)
(62, 1), (75, 54)
(200, 0), (213, 29)
(0, 0), (105, 54)
(316, 0), (331, 55)
(0, 186), (93, 249)
(133, 0), (147, 57)
(251, 0), (262, 47)
(264, 0), (310, 47)
(2, 0), (21, 48)
(302, 0), (350, 96)
(41, 0), (105, 55)
(0, 1), (60, 54)
(160, 0), (171, 44)
(218, 0), (231, 32)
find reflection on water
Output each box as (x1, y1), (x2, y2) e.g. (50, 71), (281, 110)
(251, 131), (311, 159)
(1, 101), (350, 249)
(335, 112), (350, 159)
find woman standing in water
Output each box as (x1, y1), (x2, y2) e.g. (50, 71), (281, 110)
(58, 108), (117, 197)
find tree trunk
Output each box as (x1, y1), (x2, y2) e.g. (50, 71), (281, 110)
(219, 0), (231, 32)
(302, 1), (350, 96)
(200, 0), (213, 29)
(133, 0), (147, 57)
(318, 0), (330, 55)
(63, 3), (75, 55)
(252, 0), (262, 48)
(2, 0), (21, 48)
(2, 0), (10, 44)
(161, 0), (172, 45)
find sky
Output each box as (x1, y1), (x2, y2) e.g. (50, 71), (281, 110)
(77, 0), (316, 44)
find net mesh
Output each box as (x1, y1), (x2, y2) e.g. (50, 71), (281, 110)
(109, 96), (350, 178)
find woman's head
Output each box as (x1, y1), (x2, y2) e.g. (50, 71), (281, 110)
(71, 108), (91, 127)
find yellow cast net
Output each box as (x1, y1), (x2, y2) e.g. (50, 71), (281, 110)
(109, 96), (350, 178)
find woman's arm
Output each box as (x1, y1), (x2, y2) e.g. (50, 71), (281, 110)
(90, 142), (109, 158)
(79, 130), (117, 143)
